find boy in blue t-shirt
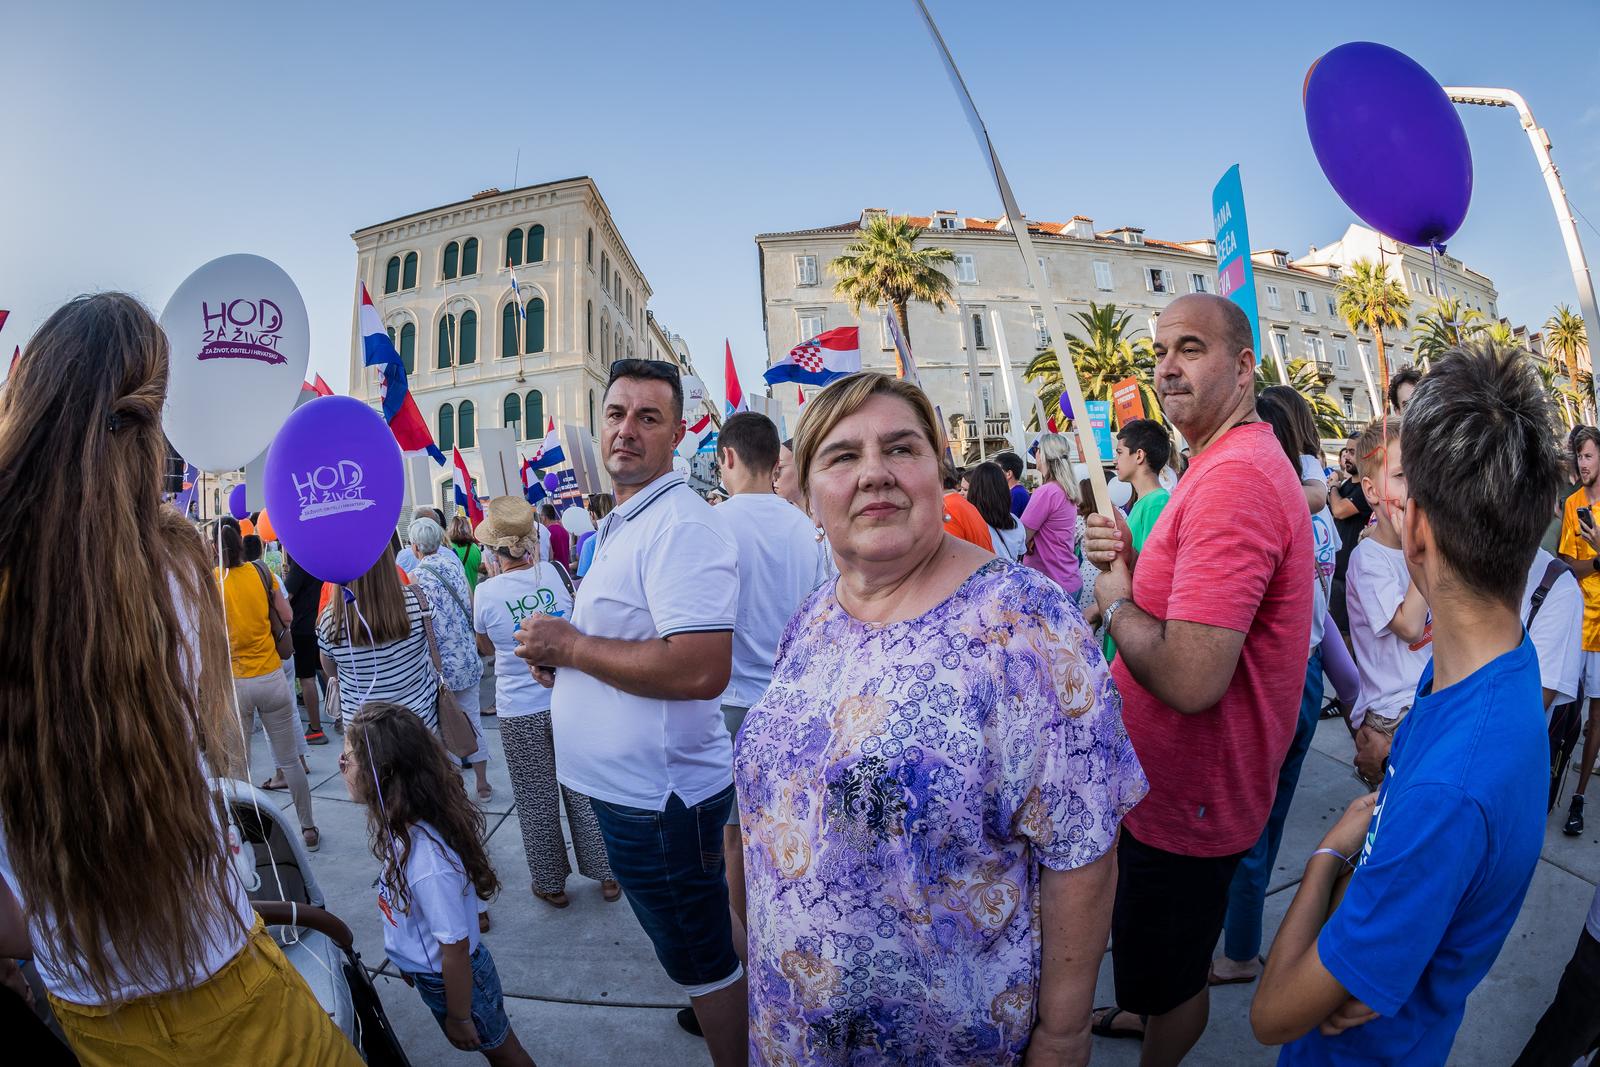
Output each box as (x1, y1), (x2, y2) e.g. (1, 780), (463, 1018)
(1250, 345), (1562, 1065)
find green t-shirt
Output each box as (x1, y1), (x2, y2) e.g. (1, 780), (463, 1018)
(452, 541), (484, 595)
(1103, 487), (1170, 664)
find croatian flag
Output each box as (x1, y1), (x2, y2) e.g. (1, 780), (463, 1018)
(528, 418), (565, 469)
(764, 327), (860, 387)
(452, 448), (484, 526)
(308, 374), (334, 397)
(725, 341), (747, 417)
(360, 283), (444, 464)
(678, 412), (714, 456)
(519, 455), (547, 505)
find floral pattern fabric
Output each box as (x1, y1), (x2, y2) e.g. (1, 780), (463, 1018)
(412, 552), (482, 693)
(735, 560), (1147, 1066)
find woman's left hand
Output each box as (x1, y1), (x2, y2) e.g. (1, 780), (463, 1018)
(1022, 1022), (1089, 1067)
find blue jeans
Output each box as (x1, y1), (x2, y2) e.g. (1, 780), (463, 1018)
(403, 942), (512, 1051)
(1223, 646), (1324, 962)
(589, 784), (741, 989)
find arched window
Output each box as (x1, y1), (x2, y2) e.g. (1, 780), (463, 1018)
(386, 325), (396, 347)
(525, 390), (544, 438)
(503, 392), (521, 434)
(614, 271), (621, 298)
(461, 238), (478, 276)
(459, 309), (477, 365)
(527, 224), (545, 263)
(437, 313), (455, 369)
(586, 229), (594, 265)
(506, 228), (523, 268)
(626, 291), (633, 322)
(615, 330), (622, 358)
(398, 322), (416, 375)
(526, 298), (545, 353)
(588, 390), (596, 435)
(458, 400), (476, 449)
(442, 242), (459, 281)
(501, 303), (518, 358)
(586, 301), (593, 353)
(384, 256), (401, 295)
(601, 252), (610, 292)
(402, 252), (418, 290)
(438, 402), (455, 452)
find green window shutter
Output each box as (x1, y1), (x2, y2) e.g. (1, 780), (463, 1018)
(526, 390), (544, 438)
(586, 301), (593, 353)
(528, 225), (545, 264)
(402, 253), (418, 290)
(399, 322), (416, 375)
(459, 400), (476, 449)
(462, 238), (478, 276)
(384, 257), (400, 294)
(459, 310), (477, 365)
(503, 392), (521, 431)
(437, 315), (453, 369)
(506, 229), (523, 267)
(438, 403), (454, 452)
(501, 304), (517, 358)
(442, 242), (459, 281)
(527, 298), (545, 353)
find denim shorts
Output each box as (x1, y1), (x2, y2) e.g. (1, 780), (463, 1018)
(403, 942), (511, 1051)
(590, 784), (740, 988)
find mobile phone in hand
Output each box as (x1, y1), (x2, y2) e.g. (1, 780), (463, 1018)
(1580, 506), (1593, 529)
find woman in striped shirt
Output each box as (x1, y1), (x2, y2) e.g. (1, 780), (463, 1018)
(318, 544), (439, 731)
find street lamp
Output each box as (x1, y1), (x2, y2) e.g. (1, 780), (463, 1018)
(1445, 86), (1599, 390)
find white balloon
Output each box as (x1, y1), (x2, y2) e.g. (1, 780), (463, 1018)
(160, 254), (310, 472)
(561, 505), (594, 536)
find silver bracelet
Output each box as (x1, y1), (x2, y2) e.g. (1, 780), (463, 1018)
(1311, 847), (1356, 870)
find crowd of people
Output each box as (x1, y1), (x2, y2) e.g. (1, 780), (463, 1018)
(0, 288), (1596, 1067)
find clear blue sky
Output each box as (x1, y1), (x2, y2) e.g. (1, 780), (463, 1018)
(4, 0), (1596, 403)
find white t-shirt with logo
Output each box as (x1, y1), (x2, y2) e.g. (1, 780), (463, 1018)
(378, 821), (479, 975)
(474, 563), (574, 718)
(1521, 547), (1583, 707)
(1347, 538), (1431, 729)
(714, 492), (828, 708)
(552, 471), (738, 810)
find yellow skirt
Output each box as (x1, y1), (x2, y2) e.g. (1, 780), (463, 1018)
(47, 919), (364, 1067)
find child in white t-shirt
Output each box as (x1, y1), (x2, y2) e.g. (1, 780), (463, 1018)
(1346, 419), (1431, 786)
(343, 701), (539, 1065)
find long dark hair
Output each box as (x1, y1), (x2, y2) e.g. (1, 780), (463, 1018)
(965, 461), (1016, 530)
(0, 293), (241, 1002)
(320, 543), (411, 646)
(345, 702), (500, 908)
(1259, 385), (1322, 469)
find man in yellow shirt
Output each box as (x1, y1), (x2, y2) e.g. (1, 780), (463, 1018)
(1558, 426), (1600, 834)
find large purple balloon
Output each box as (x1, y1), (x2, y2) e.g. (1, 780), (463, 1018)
(1304, 42), (1471, 248)
(542, 472), (560, 492)
(262, 396), (403, 584)
(228, 483), (249, 520)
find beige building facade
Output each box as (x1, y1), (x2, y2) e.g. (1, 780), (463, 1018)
(755, 212), (1505, 455)
(348, 177), (651, 508)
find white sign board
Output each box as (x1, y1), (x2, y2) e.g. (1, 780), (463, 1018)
(476, 427), (519, 498)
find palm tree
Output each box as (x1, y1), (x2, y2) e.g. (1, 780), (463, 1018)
(1255, 357), (1347, 439)
(1335, 259), (1410, 396)
(1546, 303), (1590, 418)
(1411, 297), (1485, 368)
(1023, 303), (1161, 429)
(1533, 355), (1580, 430)
(829, 216), (955, 349)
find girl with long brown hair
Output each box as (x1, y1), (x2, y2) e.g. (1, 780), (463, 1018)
(317, 542), (439, 730)
(342, 702), (536, 1065)
(0, 293), (359, 1064)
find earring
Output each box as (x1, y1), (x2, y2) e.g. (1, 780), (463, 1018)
(942, 512), (953, 523)
(814, 525), (825, 543)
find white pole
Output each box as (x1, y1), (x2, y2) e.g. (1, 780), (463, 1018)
(956, 300), (986, 463)
(1353, 339), (1381, 421)
(1445, 86), (1600, 397)
(989, 309), (1026, 456)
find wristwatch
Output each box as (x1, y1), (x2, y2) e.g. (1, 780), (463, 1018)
(1103, 597), (1131, 631)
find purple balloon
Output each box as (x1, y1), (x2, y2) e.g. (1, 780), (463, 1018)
(228, 483), (249, 520)
(1058, 394), (1073, 420)
(262, 396), (404, 584)
(1304, 42), (1472, 248)
(543, 472), (560, 492)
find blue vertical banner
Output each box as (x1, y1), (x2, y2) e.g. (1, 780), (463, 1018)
(1085, 401), (1114, 458)
(1212, 164), (1263, 364)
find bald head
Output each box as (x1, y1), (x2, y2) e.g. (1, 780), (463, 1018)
(1165, 294), (1253, 362)
(1153, 293), (1258, 448)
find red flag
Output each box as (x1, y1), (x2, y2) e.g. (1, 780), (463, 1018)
(0, 310), (10, 337)
(1047, 415), (1059, 433)
(724, 341), (747, 416)
(797, 387), (806, 408)
(8, 346), (17, 374)
(309, 374), (334, 397)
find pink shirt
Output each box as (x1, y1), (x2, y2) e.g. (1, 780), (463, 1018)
(547, 522), (571, 569)
(1020, 481), (1082, 595)
(1113, 421), (1313, 857)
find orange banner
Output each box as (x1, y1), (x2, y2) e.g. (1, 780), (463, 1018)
(1111, 377), (1145, 426)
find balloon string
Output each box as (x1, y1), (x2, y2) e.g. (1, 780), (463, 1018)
(214, 521), (290, 907)
(1428, 244), (1451, 343)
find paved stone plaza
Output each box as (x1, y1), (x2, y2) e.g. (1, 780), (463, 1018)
(248, 688), (1592, 1066)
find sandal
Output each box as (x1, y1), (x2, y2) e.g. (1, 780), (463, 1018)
(533, 888), (570, 909)
(1091, 1006), (1145, 1041)
(302, 826), (320, 853)
(477, 783), (494, 800)
(260, 776), (288, 792)
(601, 879), (621, 902)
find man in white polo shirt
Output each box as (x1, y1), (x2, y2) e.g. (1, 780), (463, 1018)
(513, 358), (743, 1065)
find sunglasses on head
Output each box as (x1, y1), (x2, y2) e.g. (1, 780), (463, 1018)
(607, 358), (680, 388)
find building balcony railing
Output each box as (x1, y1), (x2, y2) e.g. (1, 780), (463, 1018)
(955, 416), (1014, 443)
(1314, 360), (1335, 383)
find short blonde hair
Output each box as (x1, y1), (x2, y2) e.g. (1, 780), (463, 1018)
(793, 372), (944, 497)
(1355, 417), (1401, 482)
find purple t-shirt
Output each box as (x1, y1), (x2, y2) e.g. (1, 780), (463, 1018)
(1020, 481), (1082, 595)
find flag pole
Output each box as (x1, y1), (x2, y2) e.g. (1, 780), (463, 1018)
(911, 0), (1110, 517)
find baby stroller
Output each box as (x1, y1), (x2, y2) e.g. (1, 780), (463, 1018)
(214, 779), (412, 1067)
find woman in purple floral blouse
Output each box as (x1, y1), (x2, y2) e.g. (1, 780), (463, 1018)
(733, 372), (1147, 1066)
